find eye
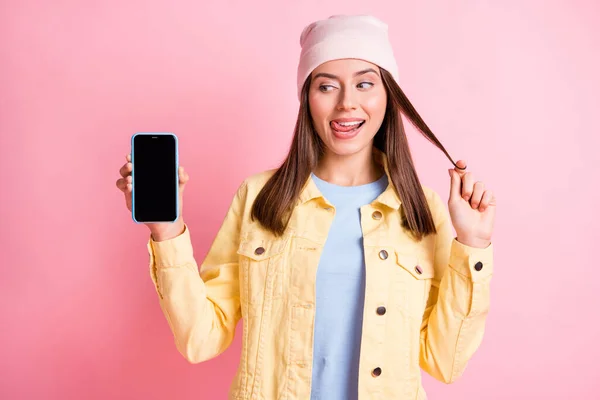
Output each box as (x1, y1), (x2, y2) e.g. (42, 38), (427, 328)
(319, 84), (336, 92)
(357, 82), (374, 89)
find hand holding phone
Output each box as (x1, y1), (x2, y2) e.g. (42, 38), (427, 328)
(115, 133), (188, 240)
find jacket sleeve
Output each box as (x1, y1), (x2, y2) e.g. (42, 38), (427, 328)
(146, 181), (247, 364)
(419, 189), (495, 383)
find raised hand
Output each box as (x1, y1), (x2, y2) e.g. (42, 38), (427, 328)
(115, 154), (189, 241)
(447, 160), (496, 249)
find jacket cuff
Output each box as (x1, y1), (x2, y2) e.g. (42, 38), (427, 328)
(147, 224), (195, 268)
(448, 238), (494, 282)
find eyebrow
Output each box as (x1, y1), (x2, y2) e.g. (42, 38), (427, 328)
(313, 68), (380, 80)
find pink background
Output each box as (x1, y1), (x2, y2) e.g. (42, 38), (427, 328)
(1, 0), (599, 399)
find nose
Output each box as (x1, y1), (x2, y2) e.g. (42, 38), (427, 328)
(336, 86), (357, 111)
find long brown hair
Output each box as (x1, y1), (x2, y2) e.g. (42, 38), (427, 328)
(251, 68), (463, 240)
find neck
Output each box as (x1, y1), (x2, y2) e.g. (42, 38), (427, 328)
(313, 146), (384, 186)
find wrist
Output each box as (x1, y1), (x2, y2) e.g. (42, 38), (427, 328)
(456, 235), (491, 249)
(150, 219), (185, 242)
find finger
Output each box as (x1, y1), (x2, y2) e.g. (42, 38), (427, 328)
(116, 178), (127, 192)
(126, 154), (131, 162)
(470, 181), (485, 209)
(448, 169), (462, 202)
(479, 190), (494, 212)
(119, 162), (132, 178)
(454, 159), (468, 176)
(461, 172), (475, 201)
(178, 166), (188, 184)
(116, 172), (133, 188)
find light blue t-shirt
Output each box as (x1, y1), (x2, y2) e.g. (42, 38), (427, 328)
(309, 171), (389, 400)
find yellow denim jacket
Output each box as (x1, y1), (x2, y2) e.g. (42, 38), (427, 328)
(147, 153), (494, 400)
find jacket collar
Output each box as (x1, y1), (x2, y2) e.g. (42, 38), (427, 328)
(298, 148), (402, 210)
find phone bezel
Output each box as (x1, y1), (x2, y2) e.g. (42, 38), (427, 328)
(130, 132), (180, 224)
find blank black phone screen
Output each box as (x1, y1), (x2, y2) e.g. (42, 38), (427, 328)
(132, 134), (178, 223)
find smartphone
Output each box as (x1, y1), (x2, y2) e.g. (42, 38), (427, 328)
(130, 132), (179, 223)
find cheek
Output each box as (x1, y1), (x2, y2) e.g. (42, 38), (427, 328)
(308, 95), (334, 128)
(364, 94), (387, 122)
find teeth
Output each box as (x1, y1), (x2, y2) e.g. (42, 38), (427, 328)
(337, 121), (363, 126)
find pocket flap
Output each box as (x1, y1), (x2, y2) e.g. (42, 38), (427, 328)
(394, 250), (435, 280)
(237, 233), (289, 261)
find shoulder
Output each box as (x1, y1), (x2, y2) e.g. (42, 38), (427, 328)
(232, 168), (278, 203)
(421, 184), (448, 221)
(421, 185), (443, 204)
(243, 168), (278, 190)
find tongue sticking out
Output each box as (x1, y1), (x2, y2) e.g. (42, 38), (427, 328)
(331, 121), (363, 133)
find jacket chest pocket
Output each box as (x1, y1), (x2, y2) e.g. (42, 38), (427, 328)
(391, 249), (435, 320)
(237, 233), (290, 306)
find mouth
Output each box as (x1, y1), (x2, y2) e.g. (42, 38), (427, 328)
(330, 119), (366, 137)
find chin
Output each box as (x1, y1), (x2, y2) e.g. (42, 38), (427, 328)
(325, 140), (372, 157)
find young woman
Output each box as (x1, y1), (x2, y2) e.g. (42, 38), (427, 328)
(116, 14), (496, 400)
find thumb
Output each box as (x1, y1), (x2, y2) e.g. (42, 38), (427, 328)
(178, 167), (188, 193)
(448, 169), (461, 202)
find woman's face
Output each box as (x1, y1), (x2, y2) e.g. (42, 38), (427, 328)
(308, 59), (387, 157)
